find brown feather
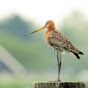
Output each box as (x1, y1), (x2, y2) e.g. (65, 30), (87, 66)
(45, 30), (83, 58)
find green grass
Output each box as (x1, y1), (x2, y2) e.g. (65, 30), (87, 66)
(0, 81), (87, 88)
(0, 75), (50, 88)
(0, 76), (87, 88)
(0, 79), (31, 88)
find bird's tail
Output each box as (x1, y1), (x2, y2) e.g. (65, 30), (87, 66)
(72, 51), (84, 59)
(79, 51), (84, 55)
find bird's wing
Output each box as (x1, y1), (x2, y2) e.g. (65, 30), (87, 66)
(48, 30), (75, 52)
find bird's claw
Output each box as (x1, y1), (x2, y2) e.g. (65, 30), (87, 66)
(49, 79), (61, 82)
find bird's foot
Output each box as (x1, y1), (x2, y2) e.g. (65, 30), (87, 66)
(49, 79), (61, 82)
(56, 79), (61, 82)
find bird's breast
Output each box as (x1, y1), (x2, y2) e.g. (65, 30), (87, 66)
(44, 30), (53, 44)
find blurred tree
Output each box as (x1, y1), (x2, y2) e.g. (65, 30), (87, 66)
(0, 15), (34, 40)
(0, 15), (54, 72)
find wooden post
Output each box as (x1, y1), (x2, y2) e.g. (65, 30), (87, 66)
(33, 82), (86, 88)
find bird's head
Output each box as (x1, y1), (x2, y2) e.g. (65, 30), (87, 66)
(31, 20), (55, 34)
(45, 20), (55, 28)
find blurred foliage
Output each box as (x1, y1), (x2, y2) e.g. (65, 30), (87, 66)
(0, 11), (87, 74)
(0, 15), (33, 40)
(0, 15), (54, 71)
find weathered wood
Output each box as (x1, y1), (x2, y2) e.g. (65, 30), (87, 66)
(33, 81), (86, 88)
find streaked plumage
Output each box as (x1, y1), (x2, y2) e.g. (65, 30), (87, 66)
(31, 20), (84, 82)
(45, 29), (83, 59)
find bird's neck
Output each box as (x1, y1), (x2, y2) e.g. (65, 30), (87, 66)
(44, 27), (55, 44)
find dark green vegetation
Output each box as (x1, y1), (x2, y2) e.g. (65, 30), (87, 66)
(0, 12), (87, 74)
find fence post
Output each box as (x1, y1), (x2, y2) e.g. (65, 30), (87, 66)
(34, 81), (86, 88)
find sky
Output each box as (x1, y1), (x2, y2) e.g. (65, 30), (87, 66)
(0, 0), (88, 25)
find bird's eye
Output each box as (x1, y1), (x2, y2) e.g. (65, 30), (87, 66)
(46, 21), (50, 25)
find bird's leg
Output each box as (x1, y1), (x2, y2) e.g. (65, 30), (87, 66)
(59, 53), (61, 80)
(57, 52), (61, 82)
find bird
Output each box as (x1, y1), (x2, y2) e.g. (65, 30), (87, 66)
(30, 20), (84, 82)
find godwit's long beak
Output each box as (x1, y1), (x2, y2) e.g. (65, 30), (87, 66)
(30, 27), (45, 34)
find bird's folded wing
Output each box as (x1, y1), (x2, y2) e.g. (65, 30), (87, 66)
(48, 30), (72, 51)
